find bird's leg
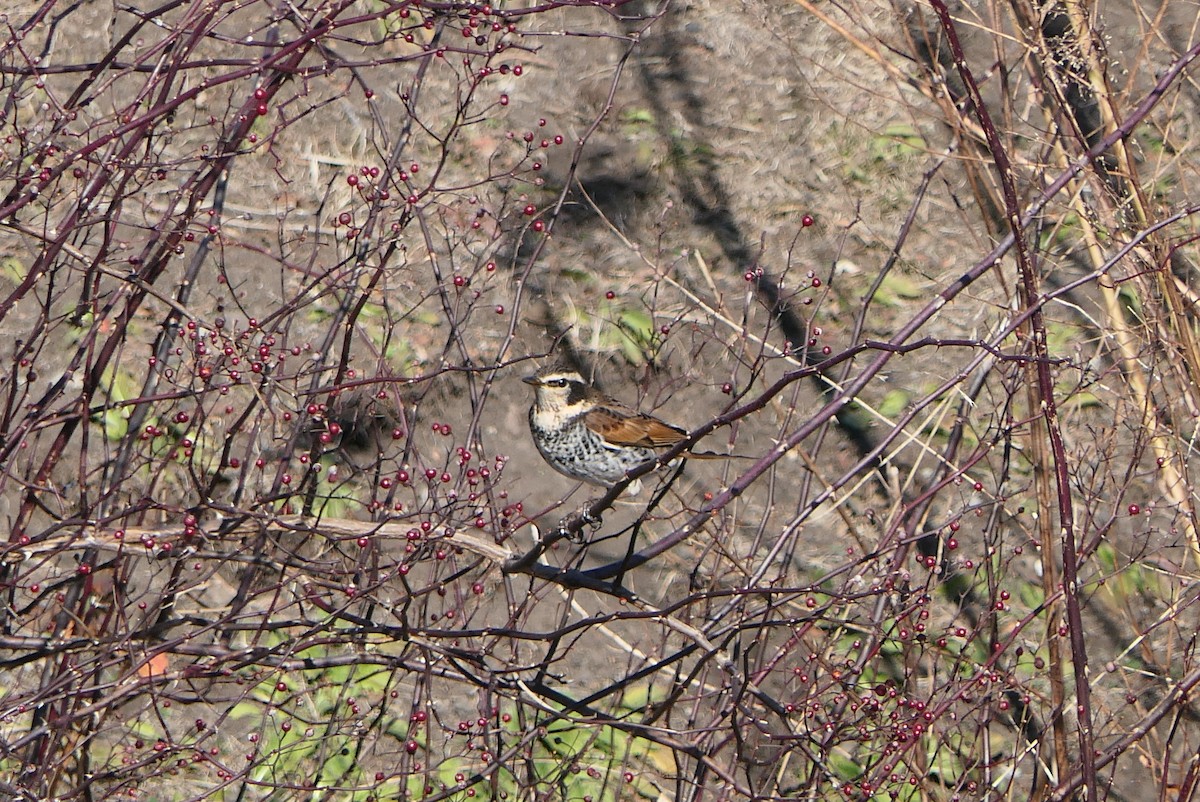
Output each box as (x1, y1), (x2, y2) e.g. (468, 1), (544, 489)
(550, 498), (609, 544)
(558, 503), (601, 543)
(578, 505), (602, 527)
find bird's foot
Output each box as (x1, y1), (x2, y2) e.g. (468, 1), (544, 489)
(556, 504), (603, 543)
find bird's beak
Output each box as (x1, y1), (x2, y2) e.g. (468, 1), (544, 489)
(522, 375), (541, 387)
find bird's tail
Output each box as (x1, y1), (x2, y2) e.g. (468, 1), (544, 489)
(682, 450), (753, 460)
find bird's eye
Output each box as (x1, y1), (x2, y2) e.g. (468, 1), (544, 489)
(548, 379), (566, 387)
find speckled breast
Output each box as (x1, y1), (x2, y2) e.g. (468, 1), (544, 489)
(529, 413), (656, 487)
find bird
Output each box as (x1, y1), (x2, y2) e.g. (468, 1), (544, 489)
(523, 367), (696, 488)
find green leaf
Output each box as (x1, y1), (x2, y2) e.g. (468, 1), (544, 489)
(1062, 391), (1101, 410)
(544, 721), (590, 757)
(316, 744), (357, 788)
(126, 718), (160, 740)
(98, 407), (130, 441)
(878, 389), (909, 418)
(827, 751), (863, 781)
(870, 124), (925, 160)
(229, 701), (264, 721)
(614, 308), (656, 364)
(877, 272), (923, 304)
(621, 108), (655, 125)
(1018, 579), (1044, 609)
(559, 266), (593, 282)
(883, 122), (925, 149)
(436, 757), (480, 794)
(619, 683), (668, 711)
(0, 256), (26, 283)
(564, 771), (614, 802)
(592, 722), (628, 754)
(1118, 284), (1143, 317)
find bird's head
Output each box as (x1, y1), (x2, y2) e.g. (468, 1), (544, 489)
(522, 369), (592, 414)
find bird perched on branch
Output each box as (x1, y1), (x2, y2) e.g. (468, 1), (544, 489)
(523, 367), (707, 488)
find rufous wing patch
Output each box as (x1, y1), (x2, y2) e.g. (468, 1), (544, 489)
(585, 405), (688, 448)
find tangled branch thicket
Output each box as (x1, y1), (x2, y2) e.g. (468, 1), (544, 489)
(2, 0), (1200, 799)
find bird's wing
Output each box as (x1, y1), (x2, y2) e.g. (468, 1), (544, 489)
(584, 405), (688, 449)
